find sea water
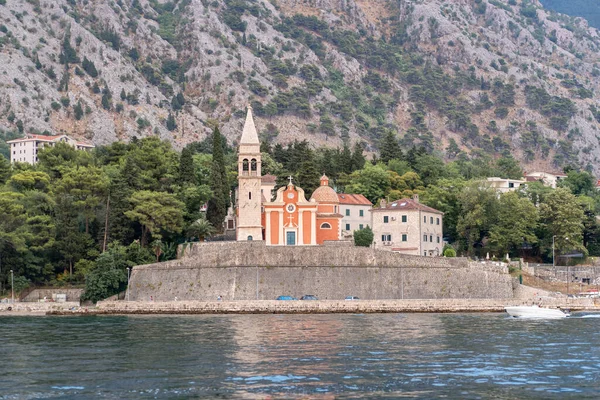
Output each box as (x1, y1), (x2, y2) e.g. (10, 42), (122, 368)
(1, 313), (599, 399)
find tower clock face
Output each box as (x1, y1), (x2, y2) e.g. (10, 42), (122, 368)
(287, 192), (294, 199)
(286, 204), (296, 213)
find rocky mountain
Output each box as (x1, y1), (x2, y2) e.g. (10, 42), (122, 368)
(1, 0), (599, 175)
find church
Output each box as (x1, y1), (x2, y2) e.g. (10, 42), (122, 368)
(236, 107), (343, 245)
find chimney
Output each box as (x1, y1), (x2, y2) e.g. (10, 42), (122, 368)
(412, 194), (419, 203)
(380, 199), (387, 209)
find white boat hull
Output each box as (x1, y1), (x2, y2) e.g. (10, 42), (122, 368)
(505, 305), (569, 319)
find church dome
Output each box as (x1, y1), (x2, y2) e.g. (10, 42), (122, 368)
(310, 175), (339, 203)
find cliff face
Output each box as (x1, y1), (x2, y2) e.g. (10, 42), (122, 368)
(0, 0), (599, 174)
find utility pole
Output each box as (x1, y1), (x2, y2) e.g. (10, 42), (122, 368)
(10, 270), (14, 304)
(103, 193), (110, 252)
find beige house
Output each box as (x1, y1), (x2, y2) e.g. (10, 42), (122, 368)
(371, 195), (443, 256)
(338, 193), (372, 239)
(524, 171), (567, 188)
(486, 177), (525, 193)
(7, 134), (94, 164)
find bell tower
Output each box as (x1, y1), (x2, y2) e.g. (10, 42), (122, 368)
(236, 106), (263, 241)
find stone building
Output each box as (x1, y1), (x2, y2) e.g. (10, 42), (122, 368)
(371, 195), (443, 256)
(236, 107), (342, 245)
(7, 134), (94, 164)
(338, 193), (372, 239)
(524, 171), (567, 188)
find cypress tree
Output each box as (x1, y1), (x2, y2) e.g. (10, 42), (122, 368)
(206, 127), (228, 232)
(339, 143), (352, 174)
(0, 154), (11, 185)
(166, 112), (177, 131)
(351, 142), (366, 171)
(74, 100), (84, 120)
(379, 130), (402, 163)
(178, 147), (195, 185)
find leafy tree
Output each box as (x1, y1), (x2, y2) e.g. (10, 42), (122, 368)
(539, 188), (586, 256)
(495, 156), (523, 179)
(353, 226), (374, 247)
(206, 127), (228, 231)
(55, 166), (109, 233)
(8, 171), (51, 192)
(488, 192), (538, 255)
(81, 244), (128, 303)
(346, 164), (391, 204)
(456, 182), (499, 255)
(558, 170), (596, 195)
(125, 190), (185, 246)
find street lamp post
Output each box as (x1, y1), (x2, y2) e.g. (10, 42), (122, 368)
(126, 267), (130, 302)
(552, 235), (556, 268)
(10, 270), (14, 304)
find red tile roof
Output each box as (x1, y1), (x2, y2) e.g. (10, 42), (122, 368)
(337, 193), (372, 206)
(261, 174), (277, 184)
(372, 198), (443, 215)
(7, 134), (62, 143)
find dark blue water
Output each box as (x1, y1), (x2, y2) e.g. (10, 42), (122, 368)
(1, 313), (600, 399)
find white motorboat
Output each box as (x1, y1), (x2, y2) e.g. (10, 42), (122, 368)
(504, 305), (570, 319)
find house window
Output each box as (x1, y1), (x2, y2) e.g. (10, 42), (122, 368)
(320, 223), (331, 229)
(437, 218), (440, 225)
(381, 234), (391, 241)
(345, 209), (350, 216)
(249, 192), (252, 200)
(384, 216), (389, 223)
(423, 235), (427, 242)
(430, 235), (433, 242)
(430, 217), (433, 224)
(424, 251), (427, 256)
(437, 236), (440, 243)
(402, 215), (407, 222)
(359, 224), (364, 230)
(228, 220), (234, 229)
(509, 182), (514, 188)
(402, 234), (407, 242)
(359, 210), (364, 217)
(247, 236), (253, 241)
(346, 223), (350, 231)
(424, 216), (426, 223)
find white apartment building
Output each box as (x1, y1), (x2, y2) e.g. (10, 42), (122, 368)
(371, 195), (443, 256)
(338, 193), (372, 238)
(524, 171), (567, 188)
(486, 177), (526, 193)
(7, 134), (94, 164)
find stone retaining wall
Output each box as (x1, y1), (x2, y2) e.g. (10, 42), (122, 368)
(0, 302), (81, 314)
(21, 288), (84, 303)
(129, 242), (513, 301)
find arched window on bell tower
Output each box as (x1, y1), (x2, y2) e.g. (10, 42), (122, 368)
(251, 158), (257, 176)
(242, 158), (249, 176)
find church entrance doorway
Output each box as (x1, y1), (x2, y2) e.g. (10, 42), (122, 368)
(286, 231), (296, 246)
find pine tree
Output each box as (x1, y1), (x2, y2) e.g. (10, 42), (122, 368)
(101, 86), (112, 110)
(166, 112), (177, 131)
(206, 127), (228, 232)
(120, 88), (127, 100)
(176, 92), (185, 106)
(339, 143), (353, 174)
(178, 147), (195, 185)
(171, 95), (181, 111)
(82, 57), (98, 77)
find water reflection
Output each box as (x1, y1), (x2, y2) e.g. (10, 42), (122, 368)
(1, 313), (600, 399)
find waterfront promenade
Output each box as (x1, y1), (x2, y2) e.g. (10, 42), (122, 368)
(1, 297), (597, 316)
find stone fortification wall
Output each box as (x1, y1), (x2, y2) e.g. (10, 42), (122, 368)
(128, 243), (513, 301)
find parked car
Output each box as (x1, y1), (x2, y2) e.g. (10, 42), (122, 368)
(345, 296), (360, 300)
(276, 296), (297, 300)
(300, 295), (318, 300)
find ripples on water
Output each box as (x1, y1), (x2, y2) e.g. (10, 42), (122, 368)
(1, 313), (600, 399)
